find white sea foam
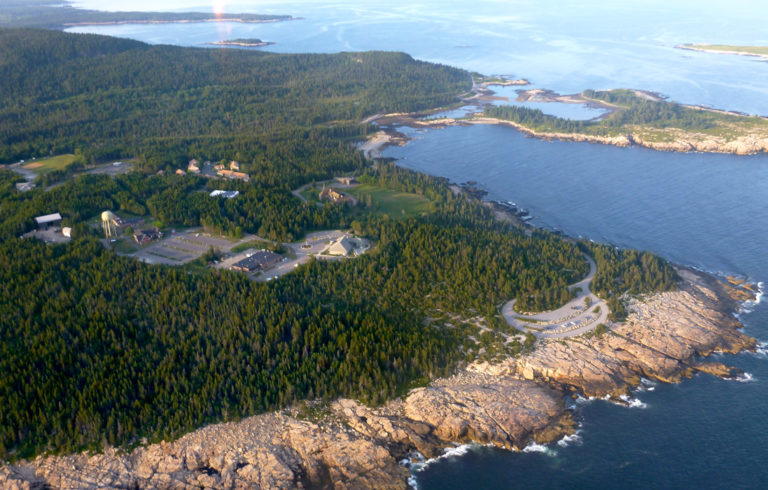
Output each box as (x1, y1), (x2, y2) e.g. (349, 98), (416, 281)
(522, 441), (558, 456)
(404, 444), (477, 475)
(557, 430), (584, 448)
(637, 378), (657, 392)
(573, 394), (596, 405)
(407, 474), (420, 489)
(732, 372), (756, 383)
(739, 281), (764, 315)
(753, 341), (768, 357)
(618, 394), (648, 409)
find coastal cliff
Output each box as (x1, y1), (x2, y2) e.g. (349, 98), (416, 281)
(1, 268), (756, 489)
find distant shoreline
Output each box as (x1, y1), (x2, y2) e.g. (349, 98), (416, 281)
(676, 44), (768, 60)
(63, 17), (294, 27)
(208, 39), (275, 48)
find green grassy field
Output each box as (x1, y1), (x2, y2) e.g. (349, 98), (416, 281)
(299, 187), (321, 202)
(22, 154), (77, 174)
(347, 183), (433, 218)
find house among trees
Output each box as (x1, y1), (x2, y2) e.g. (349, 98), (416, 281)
(133, 228), (162, 245)
(319, 187), (352, 204)
(229, 160), (240, 171)
(34, 213), (62, 230)
(175, 168), (186, 176)
(231, 250), (282, 272)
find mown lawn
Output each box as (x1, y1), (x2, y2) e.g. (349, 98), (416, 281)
(22, 154), (77, 174)
(347, 183), (433, 218)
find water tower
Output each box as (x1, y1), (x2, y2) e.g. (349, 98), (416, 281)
(101, 210), (116, 238)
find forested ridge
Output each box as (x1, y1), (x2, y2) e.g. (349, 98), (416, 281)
(0, 28), (470, 165)
(0, 0), (290, 29)
(0, 29), (679, 460)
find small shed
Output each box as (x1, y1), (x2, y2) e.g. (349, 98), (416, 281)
(34, 213), (62, 230)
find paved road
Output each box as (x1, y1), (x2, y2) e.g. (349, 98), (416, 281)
(502, 254), (610, 339)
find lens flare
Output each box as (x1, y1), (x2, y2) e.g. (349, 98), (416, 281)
(212, 0), (226, 18)
(212, 0), (232, 40)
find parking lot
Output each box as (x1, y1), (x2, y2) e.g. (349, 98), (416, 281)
(132, 231), (239, 265)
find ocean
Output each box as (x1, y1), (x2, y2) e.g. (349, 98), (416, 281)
(64, 1), (768, 487)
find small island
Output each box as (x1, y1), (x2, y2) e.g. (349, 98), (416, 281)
(676, 44), (768, 60)
(209, 38), (275, 48)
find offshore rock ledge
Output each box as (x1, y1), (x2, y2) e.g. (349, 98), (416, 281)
(0, 268), (756, 489)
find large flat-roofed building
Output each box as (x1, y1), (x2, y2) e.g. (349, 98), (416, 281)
(231, 250), (282, 272)
(34, 213), (62, 230)
(209, 190), (240, 199)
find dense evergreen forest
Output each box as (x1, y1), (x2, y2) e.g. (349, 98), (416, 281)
(0, 0), (290, 29)
(484, 89), (756, 135)
(0, 28), (469, 166)
(0, 29), (679, 460)
(581, 240), (679, 321)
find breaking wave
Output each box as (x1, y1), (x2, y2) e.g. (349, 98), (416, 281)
(618, 394), (648, 409)
(754, 341), (768, 357)
(739, 281), (764, 315)
(522, 441), (558, 456)
(732, 372), (756, 383)
(557, 430), (584, 448)
(403, 443), (479, 480)
(637, 378), (657, 392)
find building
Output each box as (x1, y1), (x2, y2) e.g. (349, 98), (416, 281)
(15, 182), (35, 192)
(217, 169), (250, 182)
(34, 213), (62, 230)
(335, 176), (358, 186)
(327, 235), (357, 256)
(214, 164), (226, 172)
(319, 187), (351, 204)
(209, 190), (240, 199)
(229, 160), (240, 171)
(175, 168), (186, 176)
(62, 227), (72, 238)
(112, 215), (127, 228)
(231, 250), (282, 272)
(133, 228), (162, 245)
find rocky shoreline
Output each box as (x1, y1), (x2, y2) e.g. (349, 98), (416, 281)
(365, 111), (768, 156)
(1, 268), (756, 489)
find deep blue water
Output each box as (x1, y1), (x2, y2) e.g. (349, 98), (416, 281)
(384, 124), (768, 489)
(62, 1), (768, 488)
